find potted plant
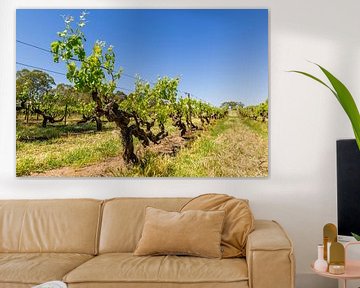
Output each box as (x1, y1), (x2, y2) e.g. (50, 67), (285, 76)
(291, 63), (360, 240)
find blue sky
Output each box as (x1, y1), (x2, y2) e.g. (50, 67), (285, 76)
(16, 9), (268, 106)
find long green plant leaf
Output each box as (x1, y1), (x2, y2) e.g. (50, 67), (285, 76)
(290, 64), (360, 150)
(317, 65), (360, 149)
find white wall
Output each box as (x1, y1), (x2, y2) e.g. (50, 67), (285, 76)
(1, 0), (359, 287)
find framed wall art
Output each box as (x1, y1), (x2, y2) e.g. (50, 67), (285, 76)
(16, 9), (269, 177)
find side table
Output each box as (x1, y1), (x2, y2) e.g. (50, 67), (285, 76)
(311, 242), (360, 288)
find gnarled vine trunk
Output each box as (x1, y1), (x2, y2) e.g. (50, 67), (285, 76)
(120, 125), (138, 164)
(93, 91), (169, 165)
(171, 113), (187, 137)
(94, 116), (102, 131)
(77, 114), (103, 131)
(33, 105), (67, 128)
(100, 95), (139, 164)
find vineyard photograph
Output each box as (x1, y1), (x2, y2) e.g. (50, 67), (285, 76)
(16, 9), (269, 177)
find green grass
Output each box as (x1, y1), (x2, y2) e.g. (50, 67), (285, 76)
(16, 130), (121, 176)
(16, 120), (116, 141)
(16, 116), (176, 176)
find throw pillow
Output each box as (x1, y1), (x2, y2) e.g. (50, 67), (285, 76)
(134, 207), (225, 258)
(181, 193), (254, 258)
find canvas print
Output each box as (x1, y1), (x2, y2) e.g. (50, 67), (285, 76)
(16, 9), (268, 177)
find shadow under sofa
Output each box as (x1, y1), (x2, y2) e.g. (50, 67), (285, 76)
(0, 198), (295, 288)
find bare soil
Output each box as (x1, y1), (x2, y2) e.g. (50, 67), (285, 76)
(31, 156), (126, 177)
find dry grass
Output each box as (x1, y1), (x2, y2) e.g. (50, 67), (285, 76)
(161, 115), (268, 177)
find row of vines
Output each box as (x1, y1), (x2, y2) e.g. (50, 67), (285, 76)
(237, 100), (268, 122)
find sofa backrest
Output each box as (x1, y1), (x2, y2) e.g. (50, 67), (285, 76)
(0, 199), (102, 254)
(99, 197), (190, 253)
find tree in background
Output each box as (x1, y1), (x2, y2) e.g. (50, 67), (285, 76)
(16, 69), (55, 124)
(52, 83), (77, 125)
(220, 101), (244, 110)
(16, 69), (80, 127)
(32, 91), (68, 128)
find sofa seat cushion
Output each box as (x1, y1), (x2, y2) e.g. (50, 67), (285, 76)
(0, 253), (93, 285)
(64, 253), (248, 286)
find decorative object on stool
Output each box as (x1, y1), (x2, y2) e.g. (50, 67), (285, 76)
(314, 244), (328, 272)
(320, 223), (346, 275)
(328, 242), (345, 275)
(312, 225), (360, 287)
(323, 223), (337, 262)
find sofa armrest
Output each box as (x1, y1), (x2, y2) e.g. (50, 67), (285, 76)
(246, 220), (295, 288)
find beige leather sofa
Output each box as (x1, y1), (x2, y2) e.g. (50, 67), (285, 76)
(0, 198), (295, 288)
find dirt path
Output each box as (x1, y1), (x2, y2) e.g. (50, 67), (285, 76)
(31, 156), (126, 177)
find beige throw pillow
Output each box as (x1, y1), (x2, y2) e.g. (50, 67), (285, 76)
(181, 193), (255, 258)
(134, 207), (225, 258)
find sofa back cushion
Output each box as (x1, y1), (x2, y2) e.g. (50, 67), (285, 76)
(99, 198), (189, 253)
(0, 199), (102, 254)
(181, 194), (254, 258)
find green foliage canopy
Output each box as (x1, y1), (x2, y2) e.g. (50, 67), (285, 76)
(51, 12), (121, 96)
(16, 69), (55, 109)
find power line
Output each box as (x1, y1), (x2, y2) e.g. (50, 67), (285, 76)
(16, 61), (202, 100)
(16, 40), (204, 101)
(16, 39), (144, 83)
(15, 40), (198, 90)
(17, 40), (52, 54)
(16, 61), (132, 92)
(16, 40), (196, 95)
(16, 61), (66, 76)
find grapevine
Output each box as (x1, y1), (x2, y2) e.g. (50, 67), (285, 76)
(238, 100), (268, 122)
